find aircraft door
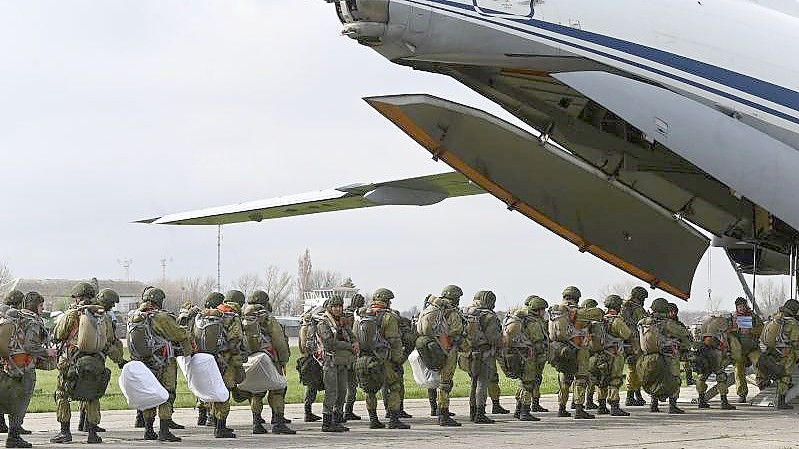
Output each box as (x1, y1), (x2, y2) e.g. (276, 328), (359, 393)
(473, 0), (535, 18)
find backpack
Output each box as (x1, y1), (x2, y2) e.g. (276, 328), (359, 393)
(0, 369), (25, 414)
(65, 355), (111, 401)
(397, 314), (417, 356)
(76, 306), (109, 354)
(762, 315), (794, 349)
(354, 354), (385, 393)
(700, 315), (732, 345)
(636, 353), (680, 400)
(296, 354), (324, 390)
(415, 335), (448, 371)
(127, 311), (171, 366)
(194, 312), (226, 355)
(355, 308), (390, 356)
(417, 297), (450, 337)
(177, 304), (201, 332)
(242, 315), (274, 355)
(638, 317), (668, 355)
(462, 307), (490, 349)
(0, 310), (24, 359)
(548, 340), (578, 373)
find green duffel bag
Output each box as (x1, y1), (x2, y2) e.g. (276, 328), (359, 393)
(415, 336), (448, 371)
(296, 355), (325, 391)
(498, 349), (525, 379)
(757, 351), (787, 381)
(354, 355), (385, 394)
(0, 370), (26, 414)
(548, 341), (578, 374)
(637, 353), (680, 401)
(65, 355), (111, 401)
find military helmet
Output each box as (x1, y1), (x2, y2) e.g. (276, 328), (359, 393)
(580, 298), (598, 308)
(349, 293), (366, 309)
(143, 287), (166, 307)
(248, 290), (270, 305)
(734, 297), (748, 306)
(783, 299), (799, 316)
(562, 286), (581, 301)
(525, 295), (548, 311)
(71, 282), (97, 299)
(441, 285), (464, 301)
(630, 286), (649, 302)
(474, 290), (497, 309)
(604, 295), (623, 310)
(373, 288), (395, 302)
(667, 302), (679, 314)
(204, 291), (225, 308)
(97, 288), (120, 309)
(22, 291), (44, 311)
(328, 295), (344, 307)
(225, 290), (246, 306)
(650, 297), (669, 314)
(3, 289), (24, 306)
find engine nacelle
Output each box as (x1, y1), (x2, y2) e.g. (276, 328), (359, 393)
(334, 0), (388, 45)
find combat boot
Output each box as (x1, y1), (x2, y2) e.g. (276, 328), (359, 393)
(634, 390), (647, 406)
(737, 395), (747, 404)
(5, 426), (31, 449)
(777, 395), (794, 410)
(610, 401), (630, 416)
(513, 400), (521, 419)
(469, 401), (476, 422)
(252, 413), (268, 434)
(474, 406), (495, 424)
(557, 403), (571, 418)
(158, 419), (182, 442)
(698, 393), (710, 409)
(134, 410), (145, 428)
(720, 395), (737, 410)
(585, 397), (598, 410)
(78, 409), (86, 432)
(625, 391), (636, 406)
(165, 419), (184, 430)
(686, 371), (695, 386)
(144, 417), (157, 441)
(206, 415), (217, 427)
(86, 424), (102, 444)
(271, 415), (290, 424)
(368, 410), (385, 429)
(668, 398), (684, 414)
(0, 416), (7, 434)
(304, 402), (321, 422)
(398, 410), (413, 418)
(596, 399), (610, 415)
(491, 400), (510, 414)
(428, 390), (438, 417)
(197, 408), (208, 426)
(388, 411), (411, 430)
(332, 413), (349, 432)
(438, 409), (461, 427)
(574, 404), (595, 419)
(9, 427), (28, 437)
(50, 422), (72, 443)
(649, 399), (660, 413)
(344, 403), (361, 421)
(531, 398), (549, 412)
(518, 403), (540, 422)
(214, 419), (235, 438)
(321, 414), (334, 432)
(271, 414), (296, 435)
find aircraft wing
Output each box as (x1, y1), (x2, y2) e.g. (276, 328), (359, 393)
(137, 171), (484, 225)
(365, 94), (710, 299)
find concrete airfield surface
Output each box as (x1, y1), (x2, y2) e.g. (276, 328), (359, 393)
(17, 387), (798, 449)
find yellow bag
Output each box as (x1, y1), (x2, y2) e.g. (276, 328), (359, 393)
(76, 307), (109, 354)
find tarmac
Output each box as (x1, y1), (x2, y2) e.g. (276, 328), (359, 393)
(15, 386), (799, 449)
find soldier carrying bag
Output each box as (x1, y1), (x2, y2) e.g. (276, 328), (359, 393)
(65, 354), (111, 401)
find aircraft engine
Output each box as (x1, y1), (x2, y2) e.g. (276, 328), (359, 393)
(331, 0), (389, 45)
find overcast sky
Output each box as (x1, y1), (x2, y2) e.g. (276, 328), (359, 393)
(0, 1), (780, 312)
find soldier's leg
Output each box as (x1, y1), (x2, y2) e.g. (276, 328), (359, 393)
(517, 359), (540, 421)
(268, 389), (295, 434)
(530, 357), (548, 412)
(322, 362), (338, 430)
(51, 369), (73, 443)
(487, 360), (508, 414)
(345, 368), (361, 420)
(333, 365), (350, 431)
(304, 386), (321, 422)
(696, 372), (710, 408)
(250, 394), (267, 435)
(438, 351), (460, 426)
(365, 391), (384, 429)
(735, 359), (749, 400)
(14, 370), (35, 434)
(84, 399), (102, 443)
(626, 356), (644, 406)
(776, 352), (796, 409)
(474, 357), (495, 424)
(142, 408), (158, 440)
(608, 354), (629, 416)
(573, 348), (594, 419)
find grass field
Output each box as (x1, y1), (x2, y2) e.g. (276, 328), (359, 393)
(27, 349), (562, 413)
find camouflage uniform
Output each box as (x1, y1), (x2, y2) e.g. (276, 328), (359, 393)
(593, 296), (633, 416)
(298, 308), (322, 423)
(317, 296), (357, 432)
(504, 296), (548, 421)
(621, 286), (649, 406)
(695, 313), (736, 409)
(550, 286), (593, 419)
(761, 300), (799, 409)
(344, 294), (365, 422)
(193, 292), (224, 428)
(209, 291), (245, 438)
(729, 297), (763, 402)
(241, 290), (295, 435)
(461, 291), (502, 424)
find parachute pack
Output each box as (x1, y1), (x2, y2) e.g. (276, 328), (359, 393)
(242, 315), (274, 356)
(417, 296), (450, 337)
(397, 314), (417, 356)
(354, 308), (389, 356)
(193, 312), (227, 355)
(462, 307), (491, 349)
(0, 309), (24, 359)
(354, 354), (385, 393)
(76, 306), (109, 354)
(65, 355), (111, 401)
(639, 317), (668, 355)
(548, 305), (576, 342)
(415, 335), (448, 371)
(177, 304), (201, 332)
(127, 310), (171, 365)
(636, 353), (681, 400)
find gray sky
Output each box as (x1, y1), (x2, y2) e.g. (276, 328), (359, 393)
(0, 1), (776, 312)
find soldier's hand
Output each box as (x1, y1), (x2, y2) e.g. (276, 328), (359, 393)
(352, 342), (360, 354)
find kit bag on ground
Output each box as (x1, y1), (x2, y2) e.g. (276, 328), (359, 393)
(177, 353), (229, 402)
(65, 355), (111, 401)
(118, 360), (169, 410)
(415, 335), (448, 371)
(76, 306), (109, 354)
(354, 354), (385, 393)
(238, 352), (288, 394)
(297, 354), (325, 391)
(409, 349), (441, 389)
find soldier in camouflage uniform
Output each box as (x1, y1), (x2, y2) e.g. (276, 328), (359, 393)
(241, 290), (295, 435)
(382, 305), (415, 419)
(298, 305), (323, 423)
(729, 297), (763, 403)
(343, 293), (364, 422)
(317, 296), (358, 432)
(503, 295), (548, 421)
(593, 295), (633, 416)
(130, 288), (192, 442)
(207, 290), (245, 438)
(196, 291), (225, 428)
(694, 310), (736, 410)
(461, 291), (502, 424)
(667, 303), (695, 388)
(0, 291), (25, 438)
(761, 299), (799, 409)
(51, 282), (120, 444)
(356, 288), (410, 430)
(550, 286), (593, 419)
(621, 286), (650, 406)
(580, 298), (599, 410)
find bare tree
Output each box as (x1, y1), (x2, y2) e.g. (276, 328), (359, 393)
(310, 270), (342, 290)
(706, 295), (723, 312)
(596, 280), (639, 300)
(402, 305), (420, 319)
(297, 249), (313, 302)
(182, 276), (219, 304)
(263, 265), (295, 315)
(341, 277), (356, 289)
(151, 276), (218, 312)
(756, 278), (787, 318)
(0, 262), (13, 287)
(232, 272), (264, 298)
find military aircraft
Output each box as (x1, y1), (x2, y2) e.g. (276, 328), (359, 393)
(140, 0), (799, 301)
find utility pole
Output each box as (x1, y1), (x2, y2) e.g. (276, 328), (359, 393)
(217, 225), (222, 291)
(160, 258), (167, 283)
(117, 258), (133, 282)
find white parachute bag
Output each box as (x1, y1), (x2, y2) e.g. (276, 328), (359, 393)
(238, 352), (288, 394)
(177, 353), (229, 403)
(118, 361), (169, 410)
(409, 349), (441, 389)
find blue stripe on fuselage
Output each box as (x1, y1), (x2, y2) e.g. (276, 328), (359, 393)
(405, 0), (799, 126)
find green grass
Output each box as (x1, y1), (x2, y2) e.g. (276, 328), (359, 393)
(28, 348), (562, 413)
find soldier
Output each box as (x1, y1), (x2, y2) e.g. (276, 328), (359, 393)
(0, 290), (25, 437)
(298, 304), (323, 423)
(343, 293), (364, 422)
(729, 297), (763, 403)
(382, 305), (415, 420)
(196, 291), (225, 428)
(549, 286), (593, 419)
(695, 311), (736, 410)
(355, 288), (410, 429)
(461, 291), (502, 424)
(621, 286), (650, 407)
(208, 290), (245, 438)
(503, 295), (547, 421)
(593, 295), (633, 416)
(580, 298), (599, 410)
(317, 296), (358, 432)
(667, 303), (695, 388)
(760, 299), (799, 409)
(418, 285), (469, 426)
(637, 298), (691, 414)
(241, 290), (295, 435)
(128, 287), (192, 442)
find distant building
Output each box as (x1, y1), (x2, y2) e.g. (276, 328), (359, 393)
(0, 278), (149, 313)
(302, 286), (359, 313)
